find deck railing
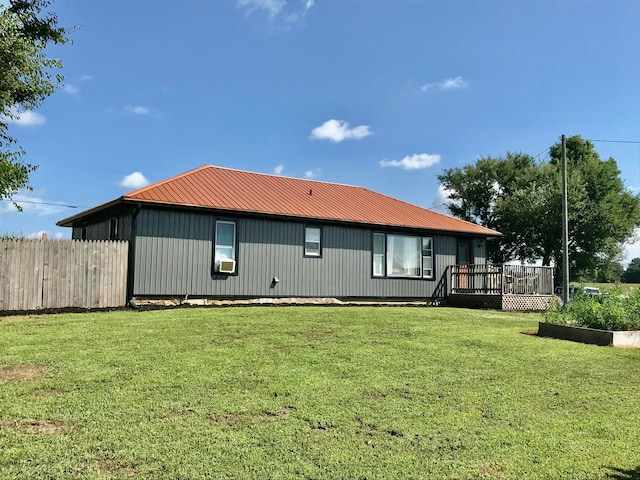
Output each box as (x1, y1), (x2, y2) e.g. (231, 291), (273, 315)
(450, 264), (554, 296)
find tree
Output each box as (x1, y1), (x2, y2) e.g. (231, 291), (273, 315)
(593, 259), (624, 284)
(0, 0), (68, 206)
(438, 136), (640, 285)
(623, 258), (640, 284)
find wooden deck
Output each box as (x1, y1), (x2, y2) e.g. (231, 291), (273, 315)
(443, 264), (554, 311)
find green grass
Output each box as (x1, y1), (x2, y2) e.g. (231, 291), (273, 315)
(1, 307), (639, 479)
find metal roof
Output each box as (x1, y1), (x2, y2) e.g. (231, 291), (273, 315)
(58, 165), (501, 236)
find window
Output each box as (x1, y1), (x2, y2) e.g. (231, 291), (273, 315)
(214, 220), (236, 273)
(81, 227), (87, 240)
(373, 233), (434, 279)
(422, 237), (433, 279)
(387, 234), (421, 277)
(373, 233), (385, 276)
(109, 218), (118, 240)
(304, 226), (321, 257)
(457, 240), (471, 265)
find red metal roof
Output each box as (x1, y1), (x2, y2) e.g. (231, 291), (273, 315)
(116, 165), (500, 236)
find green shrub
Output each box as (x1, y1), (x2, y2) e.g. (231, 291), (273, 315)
(544, 287), (640, 331)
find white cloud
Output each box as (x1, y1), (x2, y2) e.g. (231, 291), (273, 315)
(237, 0), (314, 22)
(284, 0), (314, 22)
(80, 74), (93, 81)
(126, 105), (150, 115)
(237, 0), (286, 19)
(25, 231), (65, 240)
(430, 184), (461, 214)
(0, 191), (67, 217)
(379, 153), (441, 170)
(63, 84), (79, 95)
(119, 172), (150, 189)
(0, 106), (46, 126)
(310, 119), (372, 142)
(273, 164), (284, 175)
(304, 168), (321, 179)
(421, 76), (469, 92)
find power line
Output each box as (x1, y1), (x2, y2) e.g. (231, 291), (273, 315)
(532, 147), (550, 161)
(1, 199), (82, 209)
(588, 139), (640, 144)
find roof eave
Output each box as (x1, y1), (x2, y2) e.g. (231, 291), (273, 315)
(111, 199), (502, 236)
(56, 198), (126, 227)
(57, 192), (503, 238)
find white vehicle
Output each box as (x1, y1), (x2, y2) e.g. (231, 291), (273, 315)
(554, 285), (601, 302)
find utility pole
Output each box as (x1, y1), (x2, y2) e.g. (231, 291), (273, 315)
(561, 134), (570, 305)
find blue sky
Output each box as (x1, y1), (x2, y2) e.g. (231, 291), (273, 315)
(2, 0), (640, 265)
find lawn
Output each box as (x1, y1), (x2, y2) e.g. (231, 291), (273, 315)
(1, 307), (639, 479)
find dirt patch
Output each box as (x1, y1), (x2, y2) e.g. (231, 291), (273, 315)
(210, 413), (248, 426)
(363, 390), (387, 400)
(0, 364), (48, 382)
(278, 405), (296, 416)
(521, 329), (538, 336)
(308, 419), (337, 431)
(468, 462), (507, 478)
(95, 458), (138, 476)
(33, 389), (63, 398)
(209, 405), (296, 427)
(1, 419), (69, 435)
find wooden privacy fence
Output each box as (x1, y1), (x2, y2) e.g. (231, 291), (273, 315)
(0, 239), (128, 311)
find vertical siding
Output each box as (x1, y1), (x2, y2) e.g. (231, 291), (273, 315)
(134, 209), (214, 296)
(71, 213), (132, 242)
(133, 208), (475, 298)
(473, 238), (487, 265)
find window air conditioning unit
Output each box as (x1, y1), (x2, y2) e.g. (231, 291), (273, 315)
(217, 259), (236, 274)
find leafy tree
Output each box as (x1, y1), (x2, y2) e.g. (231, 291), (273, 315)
(438, 136), (640, 285)
(0, 0), (68, 207)
(593, 259), (624, 284)
(624, 258), (640, 284)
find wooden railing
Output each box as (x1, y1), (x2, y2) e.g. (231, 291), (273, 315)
(450, 264), (554, 296)
(450, 264), (502, 294)
(502, 264), (554, 295)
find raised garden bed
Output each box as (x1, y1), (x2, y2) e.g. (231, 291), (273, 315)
(537, 322), (640, 348)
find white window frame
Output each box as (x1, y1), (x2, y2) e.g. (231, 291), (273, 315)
(304, 226), (321, 257)
(422, 237), (434, 279)
(373, 232), (385, 277)
(373, 233), (434, 279)
(214, 220), (236, 273)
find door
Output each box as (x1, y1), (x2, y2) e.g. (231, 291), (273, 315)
(457, 241), (472, 265)
(457, 241), (472, 289)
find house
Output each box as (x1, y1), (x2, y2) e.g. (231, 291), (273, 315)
(57, 165), (501, 303)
